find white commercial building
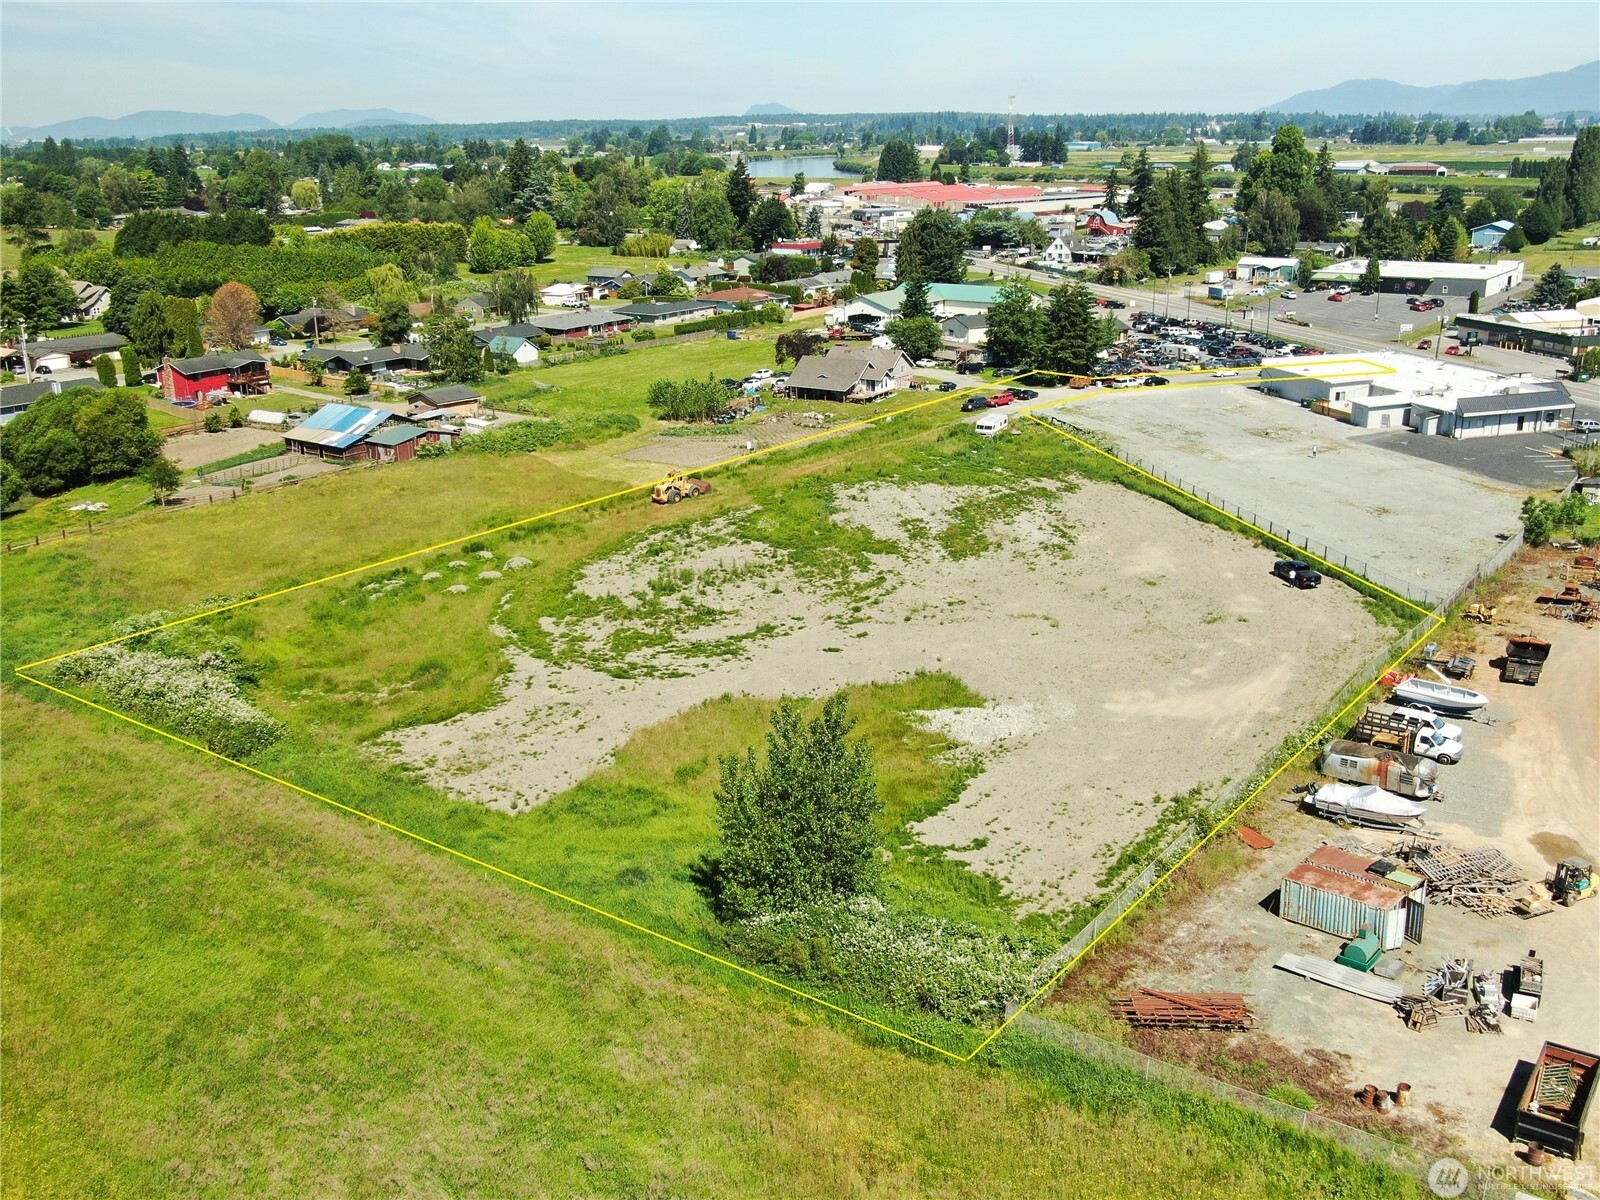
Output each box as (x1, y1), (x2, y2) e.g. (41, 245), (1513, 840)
(1260, 352), (1574, 438)
(1311, 258), (1525, 299)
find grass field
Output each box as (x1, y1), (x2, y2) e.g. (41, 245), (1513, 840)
(453, 241), (708, 296)
(2, 689), (1427, 1199)
(0, 227), (114, 273)
(1, 339), (1435, 1193)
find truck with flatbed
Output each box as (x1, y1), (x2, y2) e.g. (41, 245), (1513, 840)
(1350, 703), (1465, 764)
(1513, 1041), (1596, 1160)
(1502, 635), (1552, 686)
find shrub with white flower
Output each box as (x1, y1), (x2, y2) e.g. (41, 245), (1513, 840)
(50, 644), (283, 758)
(725, 895), (1046, 1025)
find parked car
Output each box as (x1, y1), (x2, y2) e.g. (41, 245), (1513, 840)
(1014, 388), (1039, 401)
(269, 336), (288, 346)
(1211, 369), (1239, 378)
(747, 369), (773, 382)
(1327, 292), (1347, 303)
(1142, 376), (1169, 387)
(956, 361), (984, 374)
(1108, 377), (1140, 389)
(34, 364), (52, 374)
(937, 380), (958, 392)
(915, 358), (939, 368)
(1281, 290), (1298, 299)
(961, 395), (990, 412)
(1445, 345), (1463, 355)
(1273, 559), (1322, 589)
(1572, 417), (1600, 434)
(988, 391), (1015, 406)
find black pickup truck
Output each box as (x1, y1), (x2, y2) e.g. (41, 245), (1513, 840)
(1273, 559), (1322, 589)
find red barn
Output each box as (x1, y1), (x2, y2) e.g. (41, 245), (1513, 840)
(1083, 208), (1133, 237)
(160, 352), (271, 403)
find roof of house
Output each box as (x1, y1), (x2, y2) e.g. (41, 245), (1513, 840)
(1471, 220), (1517, 234)
(712, 286), (782, 304)
(1452, 387), (1574, 418)
(19, 332), (128, 355)
(283, 402), (389, 450)
(586, 266), (634, 281)
(540, 281), (586, 294)
(786, 346), (911, 393)
(364, 424), (428, 446)
(855, 283), (1008, 314)
(164, 351), (268, 375)
(529, 310), (632, 333)
(411, 384), (483, 406)
(1, 379), (103, 411)
(461, 294), (493, 308)
(486, 334), (534, 353)
(612, 300), (718, 319)
(305, 345), (402, 369)
(941, 313), (987, 331)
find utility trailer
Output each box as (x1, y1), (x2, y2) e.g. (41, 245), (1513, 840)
(1514, 1042), (1597, 1160)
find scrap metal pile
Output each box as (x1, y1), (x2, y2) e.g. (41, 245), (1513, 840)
(1398, 957), (1504, 1034)
(1112, 987), (1256, 1030)
(1335, 835), (1532, 917)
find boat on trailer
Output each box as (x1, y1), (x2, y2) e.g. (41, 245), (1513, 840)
(1390, 676), (1490, 717)
(1303, 782), (1429, 829)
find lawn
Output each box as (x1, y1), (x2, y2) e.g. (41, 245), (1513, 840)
(1513, 221), (1600, 278)
(1, 689), (1427, 1199)
(452, 240), (709, 296)
(0, 227), (113, 273)
(0, 476), (160, 546)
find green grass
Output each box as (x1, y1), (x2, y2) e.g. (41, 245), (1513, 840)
(1512, 221), (1600, 277)
(144, 404), (192, 430)
(454, 241), (708, 294)
(1, 690), (1429, 1199)
(0, 476), (157, 545)
(0, 227), (113, 272)
(194, 440), (288, 476)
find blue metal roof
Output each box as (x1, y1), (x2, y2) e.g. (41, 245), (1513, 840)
(292, 403), (389, 449)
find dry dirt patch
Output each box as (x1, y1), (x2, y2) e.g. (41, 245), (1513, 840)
(383, 480), (1389, 911)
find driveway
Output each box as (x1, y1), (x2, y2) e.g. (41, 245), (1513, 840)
(1360, 428), (1582, 491)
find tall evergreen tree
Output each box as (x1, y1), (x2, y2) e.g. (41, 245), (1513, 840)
(898, 277), (933, 319)
(725, 156), (757, 227)
(1038, 282), (1104, 376)
(1126, 148), (1155, 217)
(981, 280), (1042, 370)
(1566, 126), (1600, 226)
(877, 138), (922, 183)
(1102, 167), (1122, 211)
(505, 137), (534, 213)
(895, 208), (967, 284)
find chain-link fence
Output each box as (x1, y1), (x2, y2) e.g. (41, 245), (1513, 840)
(1012, 1015), (1522, 1199)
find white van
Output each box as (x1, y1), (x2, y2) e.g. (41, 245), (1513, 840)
(974, 412), (1009, 436)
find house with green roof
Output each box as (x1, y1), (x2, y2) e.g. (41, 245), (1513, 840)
(833, 282), (1011, 327)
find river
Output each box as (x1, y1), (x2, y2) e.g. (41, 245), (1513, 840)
(742, 154), (861, 180)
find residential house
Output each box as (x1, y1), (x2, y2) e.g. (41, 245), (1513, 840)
(787, 269), (854, 300)
(486, 334), (540, 366)
(0, 378), (102, 426)
(455, 294), (495, 321)
(1294, 241), (1349, 259)
(940, 313), (987, 345)
(682, 260), (735, 288)
(69, 280), (111, 321)
(540, 281), (588, 307)
(727, 255), (760, 279)
(785, 346), (915, 403)
(670, 238), (700, 253)
(283, 402), (391, 460)
(1041, 235), (1074, 266)
(769, 239), (823, 257)
(303, 342), (430, 374)
(833, 283), (1009, 328)
(409, 384), (485, 417)
(585, 266), (635, 297)
(709, 286), (788, 312)
(1236, 255), (1300, 282)
(611, 300), (720, 326)
(277, 304), (371, 337)
(2, 332), (128, 372)
(524, 310), (634, 339)
(159, 352), (272, 402)
(1470, 220), (1516, 250)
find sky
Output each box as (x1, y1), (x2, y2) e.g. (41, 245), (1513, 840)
(2, 1), (1597, 129)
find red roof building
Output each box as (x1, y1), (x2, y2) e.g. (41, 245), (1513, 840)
(770, 239), (824, 256)
(159, 352), (272, 403)
(840, 181), (1048, 211)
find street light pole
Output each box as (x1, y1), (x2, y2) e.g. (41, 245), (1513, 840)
(17, 319), (31, 383)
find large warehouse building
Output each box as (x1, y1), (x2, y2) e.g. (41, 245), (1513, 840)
(1311, 258), (1525, 298)
(1260, 352), (1575, 438)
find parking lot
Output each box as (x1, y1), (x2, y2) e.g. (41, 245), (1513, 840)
(1362, 426), (1582, 490)
(1055, 381), (1524, 602)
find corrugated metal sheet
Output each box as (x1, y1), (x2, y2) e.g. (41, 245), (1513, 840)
(1280, 877), (1409, 950)
(287, 403), (387, 449)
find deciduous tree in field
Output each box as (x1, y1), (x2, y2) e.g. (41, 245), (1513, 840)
(204, 281), (262, 350)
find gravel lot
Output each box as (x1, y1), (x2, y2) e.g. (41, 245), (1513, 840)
(1054, 384), (1524, 604)
(384, 479), (1390, 912)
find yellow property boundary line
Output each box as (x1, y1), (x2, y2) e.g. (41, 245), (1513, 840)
(13, 357), (1438, 1064)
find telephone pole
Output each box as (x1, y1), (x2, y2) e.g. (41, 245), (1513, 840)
(18, 318), (31, 383)
(1007, 96), (1017, 161)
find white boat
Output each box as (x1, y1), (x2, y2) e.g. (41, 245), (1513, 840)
(1304, 783), (1428, 829)
(1390, 676), (1490, 716)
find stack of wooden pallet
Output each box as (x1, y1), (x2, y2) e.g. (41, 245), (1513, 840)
(1398, 995), (1465, 1031)
(1112, 988), (1255, 1030)
(1403, 843), (1529, 916)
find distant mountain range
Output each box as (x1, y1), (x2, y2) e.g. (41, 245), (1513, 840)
(745, 103), (800, 117)
(2, 108), (437, 142)
(1264, 61), (1599, 117)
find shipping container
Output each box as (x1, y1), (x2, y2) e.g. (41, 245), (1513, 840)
(1278, 845), (1426, 951)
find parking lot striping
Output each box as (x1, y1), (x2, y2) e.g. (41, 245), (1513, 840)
(14, 373), (1023, 676)
(15, 362), (1441, 1064)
